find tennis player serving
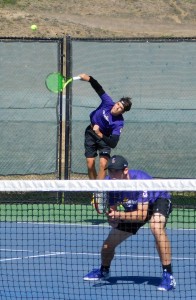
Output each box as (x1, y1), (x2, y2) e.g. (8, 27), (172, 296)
(83, 155), (176, 291)
(79, 74), (132, 179)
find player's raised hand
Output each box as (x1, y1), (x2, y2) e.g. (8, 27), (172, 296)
(78, 73), (90, 81)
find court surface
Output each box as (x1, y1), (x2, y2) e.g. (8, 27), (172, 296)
(0, 222), (195, 300)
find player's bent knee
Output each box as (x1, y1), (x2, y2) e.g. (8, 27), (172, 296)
(86, 158), (96, 169)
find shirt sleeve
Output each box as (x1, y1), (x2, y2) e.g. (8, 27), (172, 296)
(112, 124), (123, 136)
(102, 134), (119, 148)
(137, 191), (149, 203)
(89, 76), (105, 96)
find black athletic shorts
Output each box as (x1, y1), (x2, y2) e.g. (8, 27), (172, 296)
(84, 125), (111, 158)
(116, 198), (172, 235)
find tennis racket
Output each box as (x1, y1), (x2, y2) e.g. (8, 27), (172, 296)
(93, 191), (109, 214)
(45, 72), (81, 93)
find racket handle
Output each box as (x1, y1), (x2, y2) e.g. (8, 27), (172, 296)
(72, 76), (81, 81)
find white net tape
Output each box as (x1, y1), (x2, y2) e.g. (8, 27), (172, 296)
(0, 179), (195, 192)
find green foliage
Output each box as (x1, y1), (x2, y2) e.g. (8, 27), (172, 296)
(1, 0), (17, 4)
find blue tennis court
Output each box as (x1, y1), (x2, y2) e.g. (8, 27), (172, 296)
(0, 222), (195, 300)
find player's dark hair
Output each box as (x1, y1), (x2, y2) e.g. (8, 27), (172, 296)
(119, 97), (132, 112)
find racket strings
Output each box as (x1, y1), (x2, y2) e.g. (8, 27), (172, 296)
(46, 73), (64, 93)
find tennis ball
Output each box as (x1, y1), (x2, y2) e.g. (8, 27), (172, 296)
(31, 24), (37, 31)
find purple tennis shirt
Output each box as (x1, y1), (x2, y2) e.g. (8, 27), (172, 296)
(90, 92), (124, 136)
(107, 170), (171, 211)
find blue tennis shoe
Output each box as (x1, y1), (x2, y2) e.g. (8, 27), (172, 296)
(158, 271), (176, 291)
(83, 268), (110, 281)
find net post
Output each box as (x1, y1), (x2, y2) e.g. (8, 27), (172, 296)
(58, 38), (64, 180)
(64, 35), (72, 180)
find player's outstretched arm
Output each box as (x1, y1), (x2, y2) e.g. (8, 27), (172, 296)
(79, 73), (105, 96)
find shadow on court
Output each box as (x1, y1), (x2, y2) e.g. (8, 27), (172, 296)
(92, 276), (160, 287)
(88, 219), (108, 225)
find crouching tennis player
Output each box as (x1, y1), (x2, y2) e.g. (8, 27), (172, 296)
(83, 155), (176, 291)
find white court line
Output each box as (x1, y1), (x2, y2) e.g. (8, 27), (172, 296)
(0, 252), (65, 262)
(0, 248), (33, 252)
(0, 251), (194, 262)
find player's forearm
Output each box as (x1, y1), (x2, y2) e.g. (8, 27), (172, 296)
(79, 74), (105, 96)
(110, 210), (147, 222)
(102, 134), (119, 148)
(94, 132), (119, 149)
(89, 76), (105, 96)
(93, 126), (119, 148)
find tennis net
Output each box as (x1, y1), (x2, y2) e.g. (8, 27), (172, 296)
(0, 179), (195, 300)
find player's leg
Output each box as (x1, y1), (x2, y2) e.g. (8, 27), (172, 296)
(150, 198), (176, 291)
(86, 157), (97, 179)
(150, 213), (171, 265)
(97, 142), (111, 179)
(101, 228), (132, 267)
(84, 126), (98, 179)
(97, 156), (109, 179)
(83, 228), (132, 281)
